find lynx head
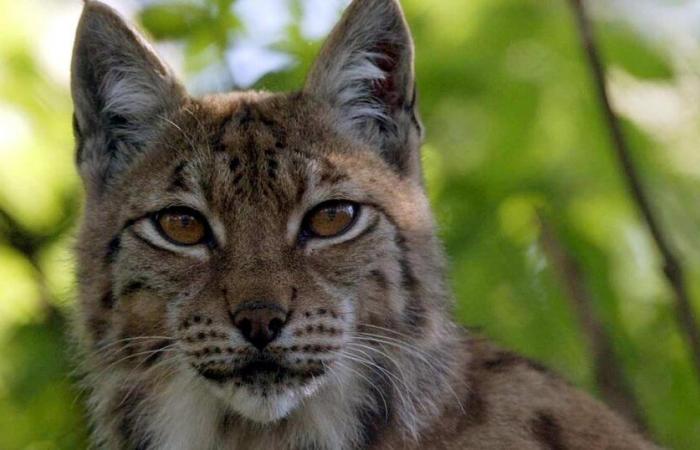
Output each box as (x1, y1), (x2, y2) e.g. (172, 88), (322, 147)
(72, 0), (449, 425)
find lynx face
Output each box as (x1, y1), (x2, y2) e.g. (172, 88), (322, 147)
(89, 93), (430, 423)
(72, 0), (443, 428)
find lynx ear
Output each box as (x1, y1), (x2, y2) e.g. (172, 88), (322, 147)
(71, 1), (185, 189)
(304, 0), (422, 178)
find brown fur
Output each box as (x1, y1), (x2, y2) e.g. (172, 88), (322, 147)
(70, 1), (656, 449)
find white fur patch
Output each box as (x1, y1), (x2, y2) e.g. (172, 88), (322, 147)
(228, 382), (321, 424)
(142, 365), (371, 450)
(149, 371), (224, 450)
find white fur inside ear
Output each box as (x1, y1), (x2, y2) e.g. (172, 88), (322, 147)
(102, 71), (165, 122)
(303, 0), (418, 163)
(73, 1), (185, 184)
(74, 2), (183, 144)
(328, 51), (391, 132)
(98, 65), (178, 147)
(92, 12), (177, 127)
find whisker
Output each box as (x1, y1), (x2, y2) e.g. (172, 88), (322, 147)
(91, 344), (180, 379)
(327, 358), (389, 421)
(342, 347), (418, 427)
(116, 346), (180, 408)
(80, 336), (175, 361)
(350, 333), (465, 414)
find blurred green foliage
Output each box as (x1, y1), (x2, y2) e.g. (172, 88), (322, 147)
(1, 0), (699, 448)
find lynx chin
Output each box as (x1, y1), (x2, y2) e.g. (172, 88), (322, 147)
(70, 0), (656, 448)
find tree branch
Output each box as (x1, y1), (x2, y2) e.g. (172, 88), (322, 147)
(539, 215), (646, 430)
(568, 0), (700, 381)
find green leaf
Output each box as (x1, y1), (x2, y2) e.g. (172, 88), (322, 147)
(599, 24), (674, 80)
(139, 2), (210, 40)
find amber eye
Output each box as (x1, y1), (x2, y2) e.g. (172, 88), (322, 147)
(304, 201), (359, 238)
(156, 208), (207, 246)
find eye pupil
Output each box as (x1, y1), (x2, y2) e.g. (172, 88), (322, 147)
(179, 215), (193, 227)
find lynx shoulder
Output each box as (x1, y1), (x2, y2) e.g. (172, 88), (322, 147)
(70, 0), (656, 448)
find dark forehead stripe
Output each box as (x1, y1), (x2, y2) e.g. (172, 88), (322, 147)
(230, 103), (286, 141)
(209, 101), (345, 210)
(261, 148), (285, 205)
(236, 104), (256, 127)
(216, 104), (315, 207)
(262, 178), (285, 207)
(219, 105), (275, 199)
(221, 102), (299, 157)
(168, 160), (189, 192)
(211, 114), (235, 153)
(240, 104), (288, 148)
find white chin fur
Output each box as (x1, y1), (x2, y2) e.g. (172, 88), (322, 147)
(231, 389), (300, 423)
(229, 381), (323, 424)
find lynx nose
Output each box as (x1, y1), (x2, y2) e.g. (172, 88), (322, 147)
(231, 301), (288, 350)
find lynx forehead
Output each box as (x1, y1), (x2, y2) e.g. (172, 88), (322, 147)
(71, 0), (656, 449)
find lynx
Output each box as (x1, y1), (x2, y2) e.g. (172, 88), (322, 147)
(71, 0), (656, 448)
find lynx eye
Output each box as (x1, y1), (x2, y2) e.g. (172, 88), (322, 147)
(304, 201), (359, 238)
(155, 207), (207, 246)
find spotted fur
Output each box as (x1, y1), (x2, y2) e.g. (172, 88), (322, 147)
(71, 1), (657, 449)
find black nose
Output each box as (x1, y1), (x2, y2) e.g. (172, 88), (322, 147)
(231, 301), (287, 350)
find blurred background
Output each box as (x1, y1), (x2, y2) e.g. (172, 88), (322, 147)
(1, 0), (699, 448)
